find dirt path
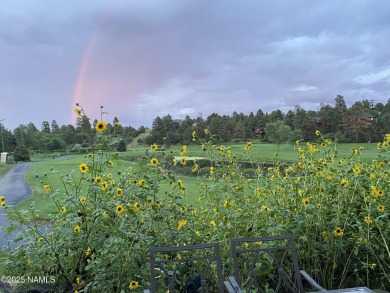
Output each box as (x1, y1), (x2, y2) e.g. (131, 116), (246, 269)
(0, 163), (32, 249)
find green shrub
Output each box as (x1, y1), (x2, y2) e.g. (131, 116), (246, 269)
(13, 145), (31, 162)
(1, 109), (389, 292)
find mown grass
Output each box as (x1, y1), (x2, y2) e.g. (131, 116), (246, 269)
(123, 142), (379, 162)
(0, 163), (14, 176)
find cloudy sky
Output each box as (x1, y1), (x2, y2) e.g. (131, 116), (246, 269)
(1, 0), (390, 130)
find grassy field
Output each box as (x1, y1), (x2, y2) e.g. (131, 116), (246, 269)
(5, 142), (381, 220)
(0, 164), (13, 176)
(125, 141), (380, 162)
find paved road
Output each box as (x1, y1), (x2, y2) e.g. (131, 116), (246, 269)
(0, 163), (32, 249)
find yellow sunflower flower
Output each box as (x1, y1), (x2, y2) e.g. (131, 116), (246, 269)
(192, 164), (199, 173)
(95, 121), (107, 132)
(364, 216), (373, 225)
(116, 205), (124, 215)
(340, 179), (349, 188)
(177, 219), (187, 230)
(133, 203), (141, 212)
(74, 225), (81, 232)
(85, 247), (92, 257)
(129, 281), (139, 290)
(180, 157), (188, 166)
(116, 188), (123, 197)
(79, 163), (89, 173)
(74, 108), (82, 117)
(333, 226), (344, 237)
(94, 176), (103, 185)
(150, 158), (158, 167)
(377, 205), (385, 212)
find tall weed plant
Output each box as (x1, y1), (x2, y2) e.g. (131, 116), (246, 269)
(1, 106), (389, 291)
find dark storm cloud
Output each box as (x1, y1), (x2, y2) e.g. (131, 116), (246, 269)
(0, 0), (389, 128)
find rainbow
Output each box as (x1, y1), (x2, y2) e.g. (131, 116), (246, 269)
(70, 0), (115, 125)
(71, 30), (99, 124)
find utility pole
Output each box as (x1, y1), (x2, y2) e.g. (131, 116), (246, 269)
(0, 119), (4, 153)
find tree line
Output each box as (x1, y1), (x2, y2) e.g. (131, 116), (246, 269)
(1, 95), (390, 156)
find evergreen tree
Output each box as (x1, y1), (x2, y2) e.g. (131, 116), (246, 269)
(41, 121), (50, 133)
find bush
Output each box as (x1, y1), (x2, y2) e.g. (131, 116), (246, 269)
(116, 139), (127, 152)
(2, 113), (389, 292)
(13, 145), (31, 162)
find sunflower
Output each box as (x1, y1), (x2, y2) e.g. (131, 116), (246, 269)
(180, 145), (187, 156)
(180, 157), (187, 166)
(74, 225), (81, 232)
(43, 184), (51, 192)
(74, 108), (82, 117)
(150, 158), (158, 167)
(177, 219), (187, 230)
(0, 196), (4, 202)
(95, 121), (107, 132)
(116, 188), (123, 197)
(85, 247), (92, 257)
(192, 164), (199, 173)
(377, 205), (385, 212)
(340, 179), (349, 188)
(262, 205), (269, 212)
(129, 281), (139, 290)
(315, 130), (320, 136)
(60, 206), (67, 214)
(364, 216), (373, 225)
(80, 197), (87, 205)
(133, 203), (141, 212)
(210, 220), (216, 227)
(101, 182), (108, 191)
(177, 180), (185, 190)
(94, 176), (103, 185)
(79, 163), (89, 173)
(136, 179), (147, 186)
(116, 205), (124, 215)
(333, 227), (344, 237)
(302, 198), (310, 206)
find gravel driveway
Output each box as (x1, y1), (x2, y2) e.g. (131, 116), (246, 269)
(0, 163), (32, 249)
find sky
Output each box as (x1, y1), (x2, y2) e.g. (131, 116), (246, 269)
(1, 0), (390, 130)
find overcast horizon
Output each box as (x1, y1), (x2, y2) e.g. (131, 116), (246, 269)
(1, 0), (390, 130)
